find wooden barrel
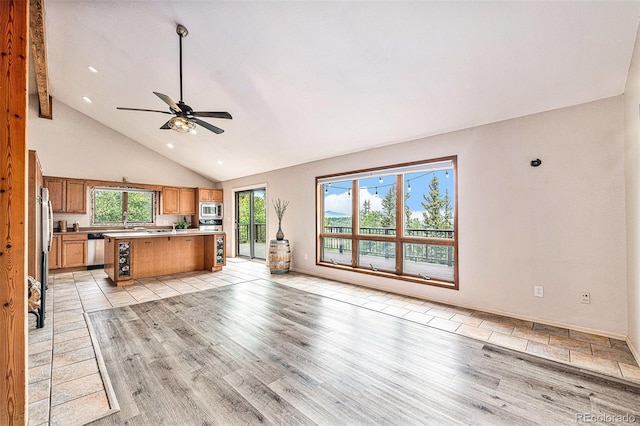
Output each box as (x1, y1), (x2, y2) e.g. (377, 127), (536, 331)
(269, 239), (291, 274)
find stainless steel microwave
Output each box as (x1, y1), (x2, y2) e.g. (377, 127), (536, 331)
(200, 202), (223, 219)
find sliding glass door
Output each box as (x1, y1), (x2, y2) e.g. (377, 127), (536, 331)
(235, 188), (266, 259)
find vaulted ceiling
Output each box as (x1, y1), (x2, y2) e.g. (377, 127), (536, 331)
(38, 1), (639, 181)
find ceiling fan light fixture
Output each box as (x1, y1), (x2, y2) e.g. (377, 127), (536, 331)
(116, 24), (231, 134)
(168, 116), (196, 133)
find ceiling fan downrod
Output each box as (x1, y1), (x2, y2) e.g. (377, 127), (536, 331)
(115, 22), (231, 135)
(176, 24), (188, 103)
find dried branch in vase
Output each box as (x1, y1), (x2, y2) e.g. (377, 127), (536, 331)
(272, 198), (290, 221)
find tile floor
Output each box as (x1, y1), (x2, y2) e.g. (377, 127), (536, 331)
(28, 259), (640, 425)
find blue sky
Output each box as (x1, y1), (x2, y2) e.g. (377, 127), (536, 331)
(324, 169), (454, 216)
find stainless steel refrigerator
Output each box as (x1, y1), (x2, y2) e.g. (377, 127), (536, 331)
(36, 187), (53, 328)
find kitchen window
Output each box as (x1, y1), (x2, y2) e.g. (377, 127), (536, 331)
(92, 187), (156, 226)
(317, 156), (458, 289)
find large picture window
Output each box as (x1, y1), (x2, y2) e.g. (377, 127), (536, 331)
(317, 157), (458, 288)
(92, 187), (156, 226)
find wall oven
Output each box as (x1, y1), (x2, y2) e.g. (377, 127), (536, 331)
(200, 201), (223, 219)
(199, 218), (222, 232)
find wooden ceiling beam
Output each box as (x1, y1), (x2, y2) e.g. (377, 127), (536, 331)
(30, 0), (51, 119)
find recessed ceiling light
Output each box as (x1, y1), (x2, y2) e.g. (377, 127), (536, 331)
(167, 143), (174, 149)
(82, 96), (92, 103)
(217, 160), (223, 165)
(88, 66), (98, 73)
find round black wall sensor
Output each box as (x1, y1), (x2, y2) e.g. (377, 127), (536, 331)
(530, 159), (542, 167)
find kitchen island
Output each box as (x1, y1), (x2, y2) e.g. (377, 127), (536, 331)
(104, 230), (225, 285)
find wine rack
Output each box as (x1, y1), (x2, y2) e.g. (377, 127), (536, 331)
(117, 241), (131, 278)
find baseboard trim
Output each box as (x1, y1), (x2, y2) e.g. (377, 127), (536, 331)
(626, 337), (640, 365)
(291, 266), (629, 342)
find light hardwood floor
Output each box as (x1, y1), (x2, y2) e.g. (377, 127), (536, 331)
(28, 259), (639, 425)
(86, 279), (640, 425)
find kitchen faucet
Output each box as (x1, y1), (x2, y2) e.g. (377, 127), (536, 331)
(123, 211), (128, 229)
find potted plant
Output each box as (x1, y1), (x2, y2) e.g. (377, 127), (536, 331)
(175, 216), (189, 229)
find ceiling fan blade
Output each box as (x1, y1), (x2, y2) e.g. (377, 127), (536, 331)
(116, 107), (172, 114)
(153, 92), (182, 113)
(191, 111), (233, 119)
(160, 120), (172, 129)
(192, 118), (224, 134)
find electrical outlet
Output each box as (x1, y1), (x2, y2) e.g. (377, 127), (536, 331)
(304, 253), (308, 261)
(534, 285), (544, 298)
(580, 292), (591, 304)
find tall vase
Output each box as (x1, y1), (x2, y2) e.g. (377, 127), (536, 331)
(276, 220), (284, 241)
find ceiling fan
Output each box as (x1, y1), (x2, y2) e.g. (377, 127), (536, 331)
(116, 24), (232, 134)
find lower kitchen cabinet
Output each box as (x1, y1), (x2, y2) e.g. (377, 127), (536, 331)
(61, 233), (88, 268)
(49, 234), (61, 270)
(130, 236), (205, 277)
(105, 232), (226, 285)
(131, 237), (162, 277)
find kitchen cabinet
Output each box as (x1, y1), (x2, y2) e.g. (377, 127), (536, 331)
(61, 233), (88, 268)
(45, 177), (65, 212)
(131, 237), (161, 278)
(104, 231), (224, 285)
(130, 235), (204, 276)
(161, 187), (179, 214)
(66, 180), (86, 213)
(161, 186), (196, 215)
(197, 188), (223, 203)
(177, 235), (204, 271)
(49, 235), (61, 270)
(179, 188), (196, 215)
(44, 177), (86, 214)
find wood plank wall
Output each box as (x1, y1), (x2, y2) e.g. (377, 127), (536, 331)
(0, 1), (29, 424)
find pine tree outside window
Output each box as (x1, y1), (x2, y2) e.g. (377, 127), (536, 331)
(317, 157), (458, 289)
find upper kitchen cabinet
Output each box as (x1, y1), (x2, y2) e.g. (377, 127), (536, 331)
(179, 188), (196, 215)
(161, 186), (196, 215)
(197, 188), (223, 202)
(161, 187), (180, 214)
(44, 177), (86, 214)
(66, 180), (86, 213)
(44, 177), (65, 211)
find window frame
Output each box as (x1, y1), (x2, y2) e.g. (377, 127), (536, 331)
(316, 156), (458, 289)
(91, 186), (157, 227)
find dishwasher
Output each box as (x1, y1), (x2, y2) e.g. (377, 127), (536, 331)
(87, 233), (105, 269)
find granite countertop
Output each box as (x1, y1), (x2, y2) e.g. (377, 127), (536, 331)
(103, 229), (225, 239)
(54, 228), (150, 235)
(54, 227), (207, 235)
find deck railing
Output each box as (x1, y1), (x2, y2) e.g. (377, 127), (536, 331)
(323, 226), (454, 239)
(238, 223), (266, 244)
(322, 226), (454, 266)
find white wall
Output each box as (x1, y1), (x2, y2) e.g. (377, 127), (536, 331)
(28, 96), (215, 228)
(624, 28), (640, 360)
(223, 97), (627, 337)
